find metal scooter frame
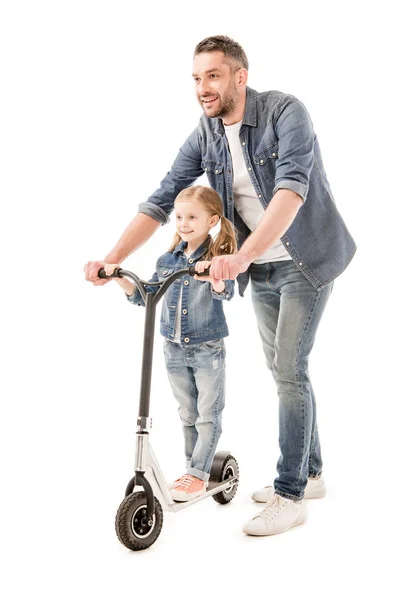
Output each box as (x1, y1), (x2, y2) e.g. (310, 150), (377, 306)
(99, 266), (238, 517)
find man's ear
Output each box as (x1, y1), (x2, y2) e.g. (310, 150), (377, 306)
(237, 68), (248, 88)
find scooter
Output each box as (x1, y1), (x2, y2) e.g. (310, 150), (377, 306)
(98, 265), (239, 551)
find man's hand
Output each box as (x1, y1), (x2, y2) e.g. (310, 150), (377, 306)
(84, 260), (110, 286)
(194, 260), (225, 293)
(210, 254), (251, 281)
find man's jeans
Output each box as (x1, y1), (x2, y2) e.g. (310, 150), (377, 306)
(163, 339), (226, 483)
(250, 261), (333, 500)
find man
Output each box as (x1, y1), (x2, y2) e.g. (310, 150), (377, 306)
(85, 35), (356, 536)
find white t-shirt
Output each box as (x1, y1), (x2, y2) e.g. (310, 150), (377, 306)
(224, 120), (291, 263)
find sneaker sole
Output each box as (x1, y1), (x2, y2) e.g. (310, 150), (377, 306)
(243, 509), (307, 536)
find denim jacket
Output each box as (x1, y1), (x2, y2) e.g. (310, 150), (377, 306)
(138, 87), (356, 294)
(127, 237), (234, 344)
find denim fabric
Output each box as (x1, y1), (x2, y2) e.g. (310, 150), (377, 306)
(138, 87), (356, 294)
(250, 261), (333, 500)
(126, 237), (234, 344)
(163, 338), (226, 482)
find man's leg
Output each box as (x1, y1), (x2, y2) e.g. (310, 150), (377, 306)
(250, 261), (332, 499)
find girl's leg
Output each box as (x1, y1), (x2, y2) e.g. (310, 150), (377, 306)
(164, 341), (198, 465)
(187, 339), (226, 483)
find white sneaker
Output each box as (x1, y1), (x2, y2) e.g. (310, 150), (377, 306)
(251, 476), (326, 503)
(243, 494), (307, 536)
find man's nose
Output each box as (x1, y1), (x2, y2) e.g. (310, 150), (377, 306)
(198, 79), (210, 96)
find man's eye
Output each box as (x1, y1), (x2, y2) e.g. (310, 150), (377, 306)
(210, 74), (218, 78)
(176, 215), (181, 220)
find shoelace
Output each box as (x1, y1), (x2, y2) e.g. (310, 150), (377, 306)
(178, 475), (196, 489)
(258, 494), (287, 521)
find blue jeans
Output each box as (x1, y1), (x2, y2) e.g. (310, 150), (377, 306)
(163, 339), (226, 483)
(250, 261), (333, 500)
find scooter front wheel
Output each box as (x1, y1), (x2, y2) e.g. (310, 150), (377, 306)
(115, 491), (163, 551)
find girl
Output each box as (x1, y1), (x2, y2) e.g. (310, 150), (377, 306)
(105, 185), (237, 501)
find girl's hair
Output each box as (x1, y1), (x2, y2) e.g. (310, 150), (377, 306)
(168, 186), (237, 259)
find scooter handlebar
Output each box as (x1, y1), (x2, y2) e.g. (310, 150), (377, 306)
(188, 265), (210, 277)
(98, 267), (122, 279)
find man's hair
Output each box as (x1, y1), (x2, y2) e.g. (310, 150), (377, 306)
(194, 35), (248, 71)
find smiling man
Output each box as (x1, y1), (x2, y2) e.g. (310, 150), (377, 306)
(85, 35), (356, 537)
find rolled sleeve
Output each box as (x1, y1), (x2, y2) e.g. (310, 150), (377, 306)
(273, 99), (315, 203)
(138, 201), (170, 225)
(138, 128), (203, 224)
(211, 279), (235, 301)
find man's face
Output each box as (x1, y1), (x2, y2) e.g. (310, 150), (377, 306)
(192, 51), (240, 119)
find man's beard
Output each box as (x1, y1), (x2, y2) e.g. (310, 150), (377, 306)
(200, 83), (239, 119)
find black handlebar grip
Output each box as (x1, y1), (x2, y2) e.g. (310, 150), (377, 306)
(188, 265), (210, 277)
(98, 267), (122, 278)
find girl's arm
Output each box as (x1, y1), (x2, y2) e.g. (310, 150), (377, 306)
(104, 264), (136, 295)
(194, 261), (234, 301)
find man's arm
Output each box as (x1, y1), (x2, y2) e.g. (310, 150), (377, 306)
(211, 97), (314, 281)
(210, 189), (303, 280)
(85, 128), (203, 285)
(84, 213), (160, 285)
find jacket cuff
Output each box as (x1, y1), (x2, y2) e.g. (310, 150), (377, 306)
(211, 283), (233, 301)
(273, 179), (308, 202)
(138, 201), (171, 225)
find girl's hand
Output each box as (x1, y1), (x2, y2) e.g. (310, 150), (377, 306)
(104, 263), (135, 295)
(194, 261), (225, 293)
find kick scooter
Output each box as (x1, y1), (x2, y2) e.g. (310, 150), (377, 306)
(98, 265), (239, 551)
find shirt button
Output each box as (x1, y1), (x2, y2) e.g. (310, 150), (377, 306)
(299, 262), (303, 266)
(184, 337), (190, 343)
(242, 141), (246, 146)
(205, 167), (208, 172)
(162, 269), (168, 275)
(248, 167), (252, 171)
(188, 258), (194, 264)
(260, 159), (264, 164)
(272, 152), (277, 157)
(184, 280), (189, 285)
(182, 309), (187, 315)
(215, 169), (220, 174)
(258, 194), (262, 198)
(286, 242), (290, 246)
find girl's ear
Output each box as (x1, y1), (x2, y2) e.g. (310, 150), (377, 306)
(209, 215), (219, 228)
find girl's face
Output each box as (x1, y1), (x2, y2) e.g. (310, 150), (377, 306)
(175, 199), (218, 247)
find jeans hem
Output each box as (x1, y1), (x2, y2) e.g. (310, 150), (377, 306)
(186, 467), (210, 484)
(275, 489), (304, 501)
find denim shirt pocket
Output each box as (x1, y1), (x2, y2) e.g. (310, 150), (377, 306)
(156, 266), (175, 279)
(201, 160), (225, 195)
(253, 143), (279, 183)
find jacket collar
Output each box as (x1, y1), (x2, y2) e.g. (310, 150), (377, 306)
(173, 235), (211, 260)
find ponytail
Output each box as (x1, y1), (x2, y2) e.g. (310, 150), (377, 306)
(206, 215), (237, 260)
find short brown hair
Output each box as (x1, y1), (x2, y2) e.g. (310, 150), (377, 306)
(194, 35), (248, 71)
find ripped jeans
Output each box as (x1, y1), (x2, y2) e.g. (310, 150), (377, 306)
(163, 338), (226, 483)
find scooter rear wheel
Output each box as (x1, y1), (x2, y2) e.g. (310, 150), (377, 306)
(211, 453), (239, 505)
(115, 491), (163, 551)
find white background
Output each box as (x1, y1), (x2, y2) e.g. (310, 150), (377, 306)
(1, 1), (398, 598)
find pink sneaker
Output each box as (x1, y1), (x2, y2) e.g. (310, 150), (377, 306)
(171, 474), (207, 501)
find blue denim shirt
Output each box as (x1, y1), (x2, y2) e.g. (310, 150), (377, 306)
(138, 87), (356, 294)
(127, 237), (234, 344)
